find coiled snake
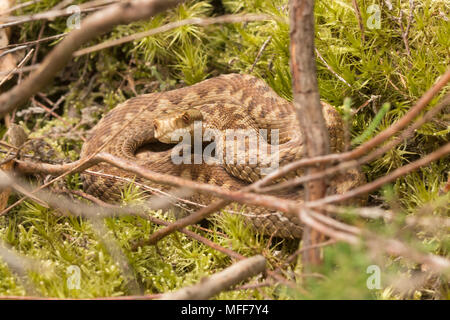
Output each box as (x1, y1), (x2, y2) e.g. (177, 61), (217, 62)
(81, 74), (365, 238)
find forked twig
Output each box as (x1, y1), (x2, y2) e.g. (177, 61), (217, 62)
(157, 255), (266, 300)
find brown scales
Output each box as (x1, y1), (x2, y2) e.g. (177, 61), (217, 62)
(81, 74), (365, 238)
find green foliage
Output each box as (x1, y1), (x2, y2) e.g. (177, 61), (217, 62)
(284, 243), (378, 300)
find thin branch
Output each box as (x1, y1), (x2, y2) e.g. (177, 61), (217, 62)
(398, 0), (415, 58)
(30, 97), (72, 128)
(353, 95), (381, 115)
(2, 173), (49, 208)
(320, 204), (394, 221)
(315, 48), (351, 88)
(157, 255), (266, 300)
(6, 169), (450, 277)
(351, 0), (365, 45)
(298, 209), (360, 245)
(0, 48), (34, 87)
(13, 152), (299, 216)
(307, 208), (361, 235)
(365, 236), (450, 275)
(0, 33), (68, 51)
(0, 64), (39, 77)
(0, 0), (119, 29)
(289, 0), (330, 265)
(308, 142), (450, 207)
(259, 92), (450, 193)
(83, 170), (202, 211)
(0, 45), (27, 59)
(0, 0), (42, 16)
(143, 198), (234, 246)
(249, 35), (272, 73)
(3, 174), (297, 293)
(253, 68), (450, 185)
(1, 94), (161, 215)
(300, 209), (450, 274)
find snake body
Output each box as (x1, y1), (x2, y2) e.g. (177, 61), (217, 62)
(81, 74), (365, 238)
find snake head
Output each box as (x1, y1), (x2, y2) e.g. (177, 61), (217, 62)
(154, 109), (203, 144)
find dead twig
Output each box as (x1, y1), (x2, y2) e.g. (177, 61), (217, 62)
(0, 0), (42, 16)
(249, 36), (272, 73)
(0, 64), (38, 77)
(83, 170), (205, 213)
(320, 204), (394, 221)
(398, 0), (415, 58)
(253, 68), (450, 186)
(258, 92), (450, 193)
(0, 48), (34, 87)
(286, 239), (336, 265)
(353, 95), (381, 115)
(157, 255), (266, 300)
(0, 0), (119, 30)
(0, 170), (49, 208)
(30, 97), (72, 128)
(300, 209), (450, 274)
(0, 45), (27, 59)
(13, 152), (299, 216)
(12, 137), (449, 246)
(307, 142), (450, 207)
(315, 48), (351, 88)
(0, 33), (67, 51)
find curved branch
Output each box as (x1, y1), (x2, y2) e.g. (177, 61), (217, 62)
(253, 67), (450, 186)
(158, 255), (266, 300)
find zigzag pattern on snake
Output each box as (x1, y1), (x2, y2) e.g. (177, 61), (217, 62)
(81, 73), (365, 238)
